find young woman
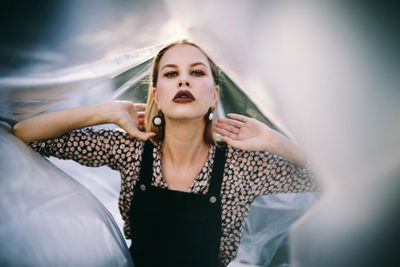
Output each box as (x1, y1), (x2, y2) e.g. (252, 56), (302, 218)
(13, 40), (318, 267)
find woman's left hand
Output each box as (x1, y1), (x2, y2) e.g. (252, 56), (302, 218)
(215, 113), (306, 167)
(214, 113), (274, 151)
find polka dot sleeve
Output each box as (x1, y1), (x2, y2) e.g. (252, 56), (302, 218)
(234, 148), (319, 196)
(28, 127), (139, 171)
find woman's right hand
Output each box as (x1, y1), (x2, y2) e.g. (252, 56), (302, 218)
(13, 100), (156, 143)
(104, 101), (156, 141)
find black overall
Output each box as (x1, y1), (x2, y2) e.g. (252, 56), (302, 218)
(128, 141), (227, 267)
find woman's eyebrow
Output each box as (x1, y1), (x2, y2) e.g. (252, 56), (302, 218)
(161, 62), (207, 71)
(160, 64), (177, 71)
(190, 62), (207, 67)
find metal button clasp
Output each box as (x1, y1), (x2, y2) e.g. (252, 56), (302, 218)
(140, 184), (146, 191)
(209, 196), (217, 203)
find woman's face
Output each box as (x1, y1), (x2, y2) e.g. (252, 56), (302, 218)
(153, 44), (218, 122)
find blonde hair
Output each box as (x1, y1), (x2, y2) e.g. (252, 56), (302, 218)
(145, 40), (220, 145)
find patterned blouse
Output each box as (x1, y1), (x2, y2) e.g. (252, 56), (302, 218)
(29, 127), (319, 267)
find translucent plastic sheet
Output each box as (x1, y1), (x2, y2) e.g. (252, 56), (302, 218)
(0, 128), (133, 266)
(236, 193), (320, 267)
(1, 1), (399, 267)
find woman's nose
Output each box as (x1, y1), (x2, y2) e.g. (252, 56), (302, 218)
(178, 80), (190, 88)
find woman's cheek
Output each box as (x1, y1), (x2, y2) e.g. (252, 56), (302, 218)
(155, 84), (172, 107)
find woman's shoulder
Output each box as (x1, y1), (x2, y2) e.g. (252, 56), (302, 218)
(84, 127), (145, 144)
(222, 143), (297, 174)
(63, 127), (147, 155)
(222, 143), (274, 161)
(104, 127), (147, 151)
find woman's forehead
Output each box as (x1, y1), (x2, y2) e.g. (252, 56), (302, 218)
(159, 44), (210, 69)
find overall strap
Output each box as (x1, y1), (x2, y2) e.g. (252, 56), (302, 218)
(138, 140), (154, 186)
(207, 143), (227, 197)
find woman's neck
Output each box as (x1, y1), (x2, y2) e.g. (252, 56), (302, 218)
(162, 118), (208, 168)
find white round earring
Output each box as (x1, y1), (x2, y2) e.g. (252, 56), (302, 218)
(205, 108), (214, 121)
(152, 111), (164, 126)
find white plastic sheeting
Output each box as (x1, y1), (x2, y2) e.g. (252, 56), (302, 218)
(1, 1), (399, 266)
(0, 127), (133, 266)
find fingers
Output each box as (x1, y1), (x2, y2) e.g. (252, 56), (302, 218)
(214, 126), (237, 140)
(121, 116), (153, 140)
(136, 111), (146, 128)
(128, 127), (156, 141)
(128, 110), (145, 127)
(135, 116), (145, 131)
(217, 118), (244, 129)
(137, 120), (145, 131)
(136, 131), (156, 141)
(135, 103), (147, 110)
(215, 116), (244, 140)
(216, 118), (242, 131)
(227, 113), (249, 123)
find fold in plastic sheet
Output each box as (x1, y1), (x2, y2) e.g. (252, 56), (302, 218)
(0, 128), (133, 267)
(235, 193), (319, 267)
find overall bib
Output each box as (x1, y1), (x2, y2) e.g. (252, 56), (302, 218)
(129, 141), (226, 267)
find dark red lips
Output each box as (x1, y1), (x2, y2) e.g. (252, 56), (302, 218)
(173, 90), (195, 103)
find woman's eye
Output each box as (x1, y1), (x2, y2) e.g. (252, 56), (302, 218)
(192, 70), (205, 76)
(164, 71), (178, 78)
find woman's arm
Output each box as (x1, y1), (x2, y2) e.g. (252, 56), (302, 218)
(216, 113), (320, 196)
(214, 113), (305, 167)
(13, 101), (155, 143)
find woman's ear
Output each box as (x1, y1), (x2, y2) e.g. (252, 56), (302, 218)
(152, 88), (159, 105)
(211, 87), (219, 106)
